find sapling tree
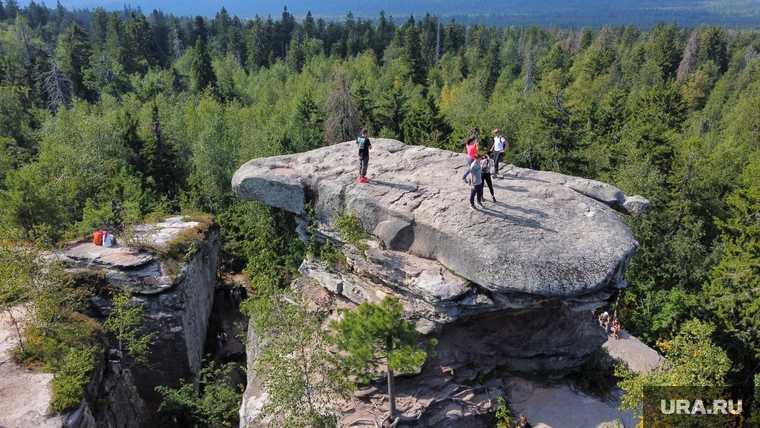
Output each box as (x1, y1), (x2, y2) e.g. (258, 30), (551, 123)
(0, 241), (32, 354)
(244, 291), (340, 427)
(104, 290), (156, 365)
(329, 296), (437, 424)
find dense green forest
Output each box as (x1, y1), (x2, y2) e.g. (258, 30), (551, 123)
(1, 0), (760, 419)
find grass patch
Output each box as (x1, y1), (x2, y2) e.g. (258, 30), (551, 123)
(158, 213), (217, 273)
(18, 313), (104, 412)
(335, 211), (369, 251)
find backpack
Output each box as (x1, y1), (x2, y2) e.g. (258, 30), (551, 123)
(93, 231), (103, 245)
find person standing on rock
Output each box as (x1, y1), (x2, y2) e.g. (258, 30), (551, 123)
(461, 136), (479, 183)
(468, 153), (484, 210)
(480, 153), (496, 202)
(490, 129), (508, 177)
(356, 128), (372, 183)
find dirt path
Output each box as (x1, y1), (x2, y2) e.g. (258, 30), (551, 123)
(0, 307), (65, 428)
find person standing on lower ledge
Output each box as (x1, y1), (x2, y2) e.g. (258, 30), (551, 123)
(356, 127), (372, 183)
(516, 414), (532, 428)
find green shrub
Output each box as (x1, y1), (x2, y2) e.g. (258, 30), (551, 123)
(335, 211), (368, 251)
(494, 396), (516, 428)
(50, 346), (99, 412)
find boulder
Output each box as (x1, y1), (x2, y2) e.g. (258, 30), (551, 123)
(232, 139), (644, 307)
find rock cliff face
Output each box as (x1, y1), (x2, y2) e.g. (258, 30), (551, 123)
(232, 140), (648, 425)
(60, 216), (220, 426)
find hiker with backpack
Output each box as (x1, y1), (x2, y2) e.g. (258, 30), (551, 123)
(490, 129), (508, 177)
(356, 128), (372, 183)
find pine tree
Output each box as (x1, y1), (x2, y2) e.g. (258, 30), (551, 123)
(55, 21), (94, 101)
(403, 24), (426, 86)
(191, 36), (217, 94)
(330, 296), (436, 423)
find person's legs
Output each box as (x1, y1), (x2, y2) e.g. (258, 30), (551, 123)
(483, 173), (494, 199)
(462, 158), (474, 181)
(470, 186), (477, 207)
(476, 183), (484, 205)
(359, 156), (369, 178)
(493, 151), (503, 175)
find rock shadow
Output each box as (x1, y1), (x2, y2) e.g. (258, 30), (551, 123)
(367, 179), (417, 192)
(473, 204), (555, 232)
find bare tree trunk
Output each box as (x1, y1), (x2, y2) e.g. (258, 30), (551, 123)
(386, 334), (397, 420)
(435, 23), (441, 69)
(4, 308), (25, 355)
(387, 367), (396, 420)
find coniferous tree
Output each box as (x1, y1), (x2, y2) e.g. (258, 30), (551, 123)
(191, 36), (216, 94)
(149, 10), (171, 68)
(89, 7), (108, 52)
(103, 11), (123, 67)
(375, 11), (394, 58)
(483, 39), (501, 98)
(330, 296), (436, 424)
(4, 0), (19, 20)
(697, 26), (728, 73)
(403, 24), (426, 86)
(123, 12), (156, 75)
(56, 21), (95, 102)
(246, 16), (269, 71)
(649, 21), (680, 79)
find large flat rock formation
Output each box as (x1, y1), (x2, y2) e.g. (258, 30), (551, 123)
(232, 139), (645, 309)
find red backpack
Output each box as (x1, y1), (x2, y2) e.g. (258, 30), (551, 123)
(93, 231), (103, 245)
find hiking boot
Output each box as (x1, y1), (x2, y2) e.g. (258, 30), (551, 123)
(470, 204), (477, 211)
(492, 196), (497, 202)
(361, 176), (370, 183)
(477, 201), (484, 208)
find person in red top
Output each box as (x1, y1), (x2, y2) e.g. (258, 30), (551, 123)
(461, 136), (479, 183)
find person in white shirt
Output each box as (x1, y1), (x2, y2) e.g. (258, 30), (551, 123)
(490, 128), (508, 176)
(103, 231), (114, 247)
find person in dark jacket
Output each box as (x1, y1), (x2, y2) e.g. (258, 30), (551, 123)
(356, 128), (372, 183)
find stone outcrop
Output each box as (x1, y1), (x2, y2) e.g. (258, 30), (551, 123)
(232, 140), (648, 425)
(233, 139), (646, 310)
(60, 216), (220, 425)
(67, 354), (155, 428)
